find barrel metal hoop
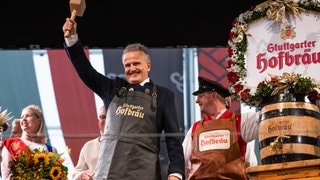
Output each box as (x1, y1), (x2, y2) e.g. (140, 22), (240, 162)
(260, 108), (320, 122)
(261, 154), (320, 164)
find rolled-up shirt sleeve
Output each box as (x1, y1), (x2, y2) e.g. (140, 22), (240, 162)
(182, 126), (193, 175)
(241, 111), (260, 142)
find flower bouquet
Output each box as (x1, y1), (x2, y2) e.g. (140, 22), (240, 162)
(9, 148), (68, 180)
(228, 72), (320, 108)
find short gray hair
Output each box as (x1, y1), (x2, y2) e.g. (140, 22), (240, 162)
(122, 43), (151, 63)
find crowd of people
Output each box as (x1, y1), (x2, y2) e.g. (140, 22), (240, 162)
(0, 79), (259, 179)
(0, 16), (261, 180)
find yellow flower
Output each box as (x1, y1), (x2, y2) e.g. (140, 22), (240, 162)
(33, 152), (50, 165)
(10, 148), (68, 180)
(47, 152), (55, 158)
(49, 166), (63, 180)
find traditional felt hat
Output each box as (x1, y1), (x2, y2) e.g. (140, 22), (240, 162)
(192, 76), (231, 98)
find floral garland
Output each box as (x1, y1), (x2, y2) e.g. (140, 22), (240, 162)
(9, 148), (68, 180)
(226, 0), (320, 108)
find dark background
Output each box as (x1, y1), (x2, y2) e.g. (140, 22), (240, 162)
(0, 0), (265, 49)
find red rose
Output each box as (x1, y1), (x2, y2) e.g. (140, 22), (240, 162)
(227, 72), (239, 84)
(308, 89), (320, 102)
(231, 20), (236, 26)
(234, 83), (243, 93)
(229, 31), (235, 40)
(270, 77), (278, 83)
(257, 82), (263, 88)
(240, 88), (251, 99)
(228, 47), (233, 57)
(226, 60), (233, 68)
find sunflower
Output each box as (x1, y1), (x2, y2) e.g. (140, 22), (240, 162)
(10, 148), (68, 180)
(34, 152), (50, 165)
(50, 166), (63, 180)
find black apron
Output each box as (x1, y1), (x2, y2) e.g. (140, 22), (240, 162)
(94, 86), (160, 180)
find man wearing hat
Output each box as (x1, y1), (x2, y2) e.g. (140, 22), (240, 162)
(182, 76), (259, 180)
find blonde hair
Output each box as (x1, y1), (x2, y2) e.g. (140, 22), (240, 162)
(23, 104), (47, 144)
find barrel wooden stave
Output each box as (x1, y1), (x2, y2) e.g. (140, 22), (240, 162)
(259, 99), (320, 165)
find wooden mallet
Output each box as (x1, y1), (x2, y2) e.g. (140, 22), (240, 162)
(64, 0), (86, 37)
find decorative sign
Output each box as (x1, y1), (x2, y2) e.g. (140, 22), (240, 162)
(246, 11), (320, 87)
(226, 0), (320, 107)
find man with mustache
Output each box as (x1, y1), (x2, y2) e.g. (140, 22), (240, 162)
(62, 18), (185, 180)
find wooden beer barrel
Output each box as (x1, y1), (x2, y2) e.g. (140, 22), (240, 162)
(259, 93), (320, 165)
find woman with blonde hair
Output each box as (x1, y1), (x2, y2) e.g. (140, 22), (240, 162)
(1, 104), (57, 179)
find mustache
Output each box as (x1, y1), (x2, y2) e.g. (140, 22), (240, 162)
(128, 69), (141, 74)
